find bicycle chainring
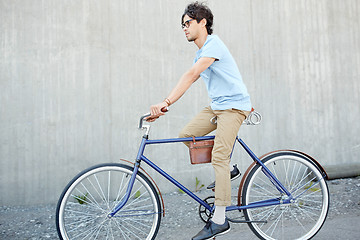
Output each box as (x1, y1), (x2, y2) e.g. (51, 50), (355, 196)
(198, 196), (215, 223)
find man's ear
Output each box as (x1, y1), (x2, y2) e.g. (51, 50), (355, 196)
(200, 18), (207, 28)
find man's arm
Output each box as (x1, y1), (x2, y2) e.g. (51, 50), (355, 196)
(167, 57), (215, 104)
(148, 57), (215, 120)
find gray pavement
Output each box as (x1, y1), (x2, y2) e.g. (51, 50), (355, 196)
(217, 214), (360, 240)
(157, 211), (360, 240)
(1, 177), (359, 239)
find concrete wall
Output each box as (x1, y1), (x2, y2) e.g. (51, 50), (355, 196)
(1, 0), (359, 205)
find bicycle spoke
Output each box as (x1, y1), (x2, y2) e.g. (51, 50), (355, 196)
(281, 159), (290, 189)
(65, 215), (98, 228)
(111, 218), (129, 239)
(293, 176), (320, 199)
(111, 173), (129, 210)
(288, 205), (310, 233)
(264, 205), (289, 238)
(257, 205), (280, 229)
(70, 192), (104, 212)
(71, 217), (105, 239)
(289, 169), (311, 194)
(107, 171), (111, 209)
(90, 222), (104, 240)
(86, 178), (108, 210)
(251, 180), (279, 198)
(116, 221), (143, 240)
(289, 160), (298, 191)
(94, 174), (109, 208)
(121, 218), (151, 236)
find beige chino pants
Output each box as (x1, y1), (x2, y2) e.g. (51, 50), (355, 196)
(179, 106), (249, 206)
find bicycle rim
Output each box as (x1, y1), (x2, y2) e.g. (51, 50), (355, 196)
(242, 153), (329, 240)
(56, 163), (161, 240)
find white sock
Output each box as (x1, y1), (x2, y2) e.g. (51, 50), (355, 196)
(212, 205), (226, 225)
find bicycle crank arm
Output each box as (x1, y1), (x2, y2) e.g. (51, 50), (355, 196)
(228, 219), (268, 224)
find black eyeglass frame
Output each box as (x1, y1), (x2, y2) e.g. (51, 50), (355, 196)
(181, 19), (195, 29)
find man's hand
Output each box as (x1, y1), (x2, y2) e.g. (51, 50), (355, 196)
(146, 101), (168, 122)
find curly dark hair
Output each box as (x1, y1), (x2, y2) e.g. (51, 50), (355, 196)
(182, 2), (213, 35)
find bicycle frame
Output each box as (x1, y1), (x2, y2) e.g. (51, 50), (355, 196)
(57, 108), (329, 240)
(108, 135), (293, 218)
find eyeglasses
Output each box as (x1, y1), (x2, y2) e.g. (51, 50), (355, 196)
(181, 19), (195, 29)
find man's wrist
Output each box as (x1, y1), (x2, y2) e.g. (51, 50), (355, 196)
(164, 98), (172, 106)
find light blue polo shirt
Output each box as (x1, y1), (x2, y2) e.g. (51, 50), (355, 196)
(194, 35), (251, 111)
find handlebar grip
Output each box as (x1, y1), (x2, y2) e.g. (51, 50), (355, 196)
(161, 107), (169, 112)
(138, 107), (169, 129)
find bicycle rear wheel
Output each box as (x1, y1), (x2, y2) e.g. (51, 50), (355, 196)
(56, 163), (161, 240)
(242, 152), (329, 240)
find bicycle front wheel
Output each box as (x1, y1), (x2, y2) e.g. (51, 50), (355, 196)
(242, 152), (329, 240)
(56, 163), (161, 240)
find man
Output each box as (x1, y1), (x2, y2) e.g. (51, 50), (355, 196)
(148, 2), (251, 239)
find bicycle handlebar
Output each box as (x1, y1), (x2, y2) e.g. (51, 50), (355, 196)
(139, 113), (151, 129)
(139, 107), (169, 129)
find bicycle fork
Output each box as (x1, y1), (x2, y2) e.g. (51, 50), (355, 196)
(108, 137), (149, 218)
(107, 161), (141, 218)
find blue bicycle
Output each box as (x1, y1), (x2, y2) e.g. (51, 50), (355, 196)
(56, 111), (329, 239)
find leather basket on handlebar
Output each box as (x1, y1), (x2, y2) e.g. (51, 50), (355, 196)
(189, 137), (214, 164)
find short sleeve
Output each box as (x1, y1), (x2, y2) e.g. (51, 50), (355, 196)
(198, 36), (224, 60)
